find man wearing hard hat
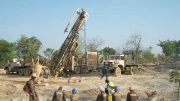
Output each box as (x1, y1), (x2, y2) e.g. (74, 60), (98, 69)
(70, 88), (80, 101)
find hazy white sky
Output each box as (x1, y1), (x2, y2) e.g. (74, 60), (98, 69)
(0, 0), (180, 55)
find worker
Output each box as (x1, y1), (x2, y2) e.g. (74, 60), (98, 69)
(112, 86), (121, 101)
(70, 88), (80, 101)
(96, 84), (107, 101)
(126, 86), (138, 101)
(101, 62), (109, 79)
(105, 79), (115, 93)
(28, 73), (39, 101)
(52, 86), (66, 101)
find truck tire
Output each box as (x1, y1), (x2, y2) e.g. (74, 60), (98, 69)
(134, 66), (138, 74)
(6, 68), (10, 74)
(18, 69), (23, 76)
(114, 67), (121, 77)
(81, 67), (87, 74)
(24, 69), (32, 76)
(130, 67), (134, 75)
(74, 66), (80, 74)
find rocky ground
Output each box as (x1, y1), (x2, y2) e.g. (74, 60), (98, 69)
(0, 65), (178, 101)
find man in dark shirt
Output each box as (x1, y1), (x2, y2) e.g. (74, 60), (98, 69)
(126, 86), (138, 101)
(101, 62), (109, 79)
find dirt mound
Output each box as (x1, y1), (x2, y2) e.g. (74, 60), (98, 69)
(157, 61), (180, 70)
(82, 89), (99, 96)
(135, 66), (156, 75)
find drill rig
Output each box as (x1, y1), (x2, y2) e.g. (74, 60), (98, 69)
(51, 9), (89, 76)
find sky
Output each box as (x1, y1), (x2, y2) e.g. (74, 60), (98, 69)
(0, 0), (180, 55)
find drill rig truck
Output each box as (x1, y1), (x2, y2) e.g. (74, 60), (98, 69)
(4, 58), (33, 76)
(51, 9), (99, 76)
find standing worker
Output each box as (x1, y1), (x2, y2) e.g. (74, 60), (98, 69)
(70, 88), (80, 101)
(28, 73), (39, 101)
(112, 86), (121, 101)
(126, 86), (138, 101)
(101, 62), (109, 79)
(52, 86), (66, 101)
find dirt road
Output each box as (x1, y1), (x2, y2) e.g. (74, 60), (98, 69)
(0, 67), (178, 101)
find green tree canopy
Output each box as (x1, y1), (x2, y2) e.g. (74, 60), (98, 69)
(158, 40), (177, 57)
(43, 48), (54, 60)
(174, 40), (180, 54)
(0, 39), (16, 64)
(158, 40), (180, 60)
(16, 35), (42, 61)
(99, 47), (116, 59)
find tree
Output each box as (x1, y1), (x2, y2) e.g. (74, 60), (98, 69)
(158, 40), (180, 60)
(16, 35), (42, 61)
(100, 47), (116, 59)
(126, 34), (142, 63)
(86, 37), (104, 52)
(175, 40), (180, 54)
(43, 48), (54, 60)
(0, 39), (16, 64)
(158, 40), (176, 57)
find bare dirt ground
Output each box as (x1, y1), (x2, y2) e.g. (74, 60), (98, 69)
(0, 65), (178, 101)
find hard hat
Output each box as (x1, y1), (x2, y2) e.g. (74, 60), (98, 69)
(31, 73), (37, 77)
(129, 86), (135, 91)
(114, 86), (120, 92)
(72, 88), (78, 94)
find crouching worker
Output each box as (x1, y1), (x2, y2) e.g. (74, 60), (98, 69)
(52, 86), (66, 101)
(112, 86), (121, 101)
(96, 85), (107, 101)
(70, 88), (80, 101)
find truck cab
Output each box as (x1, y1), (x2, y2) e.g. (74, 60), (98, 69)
(106, 55), (125, 68)
(103, 54), (138, 76)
